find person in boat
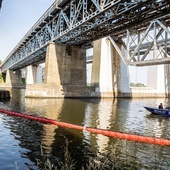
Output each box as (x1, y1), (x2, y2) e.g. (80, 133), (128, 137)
(158, 103), (163, 109)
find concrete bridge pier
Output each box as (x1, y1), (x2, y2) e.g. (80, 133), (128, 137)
(146, 64), (170, 97)
(25, 38), (131, 98)
(26, 65), (43, 84)
(36, 66), (43, 84)
(25, 42), (96, 98)
(0, 69), (24, 98)
(3, 69), (23, 88)
(91, 38), (131, 97)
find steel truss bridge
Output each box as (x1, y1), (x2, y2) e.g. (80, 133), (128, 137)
(0, 0), (2, 10)
(1, 0), (170, 72)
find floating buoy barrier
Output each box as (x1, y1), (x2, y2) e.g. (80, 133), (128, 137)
(0, 108), (170, 146)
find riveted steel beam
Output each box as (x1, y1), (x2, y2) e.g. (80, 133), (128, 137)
(1, 0), (170, 72)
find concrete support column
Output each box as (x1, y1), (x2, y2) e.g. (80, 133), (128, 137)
(5, 69), (22, 87)
(113, 43), (130, 96)
(91, 38), (114, 97)
(26, 65), (39, 84)
(120, 46), (131, 95)
(91, 40), (101, 86)
(147, 50), (169, 96)
(25, 42), (95, 98)
(165, 65), (170, 96)
(147, 65), (167, 94)
(91, 37), (130, 97)
(26, 65), (42, 84)
(44, 42), (86, 85)
(69, 46), (86, 85)
(44, 42), (61, 85)
(36, 66), (43, 84)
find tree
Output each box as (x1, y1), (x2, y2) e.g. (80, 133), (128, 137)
(0, 60), (4, 83)
(130, 82), (145, 87)
(0, 74), (4, 83)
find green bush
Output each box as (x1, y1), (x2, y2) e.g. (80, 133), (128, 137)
(130, 82), (145, 87)
(0, 73), (4, 83)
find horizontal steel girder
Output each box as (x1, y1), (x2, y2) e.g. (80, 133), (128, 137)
(1, 0), (170, 72)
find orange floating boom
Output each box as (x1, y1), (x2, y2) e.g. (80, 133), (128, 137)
(0, 108), (170, 146)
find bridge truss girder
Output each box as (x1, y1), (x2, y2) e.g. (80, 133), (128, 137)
(1, 0), (170, 72)
(109, 19), (170, 66)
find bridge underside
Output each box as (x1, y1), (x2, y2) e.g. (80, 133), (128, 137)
(1, 39), (132, 98)
(24, 40), (127, 98)
(1, 0), (170, 73)
(2, 38), (170, 98)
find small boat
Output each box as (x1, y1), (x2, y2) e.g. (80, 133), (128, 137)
(144, 106), (170, 117)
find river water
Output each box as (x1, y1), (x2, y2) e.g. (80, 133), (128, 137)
(0, 89), (170, 169)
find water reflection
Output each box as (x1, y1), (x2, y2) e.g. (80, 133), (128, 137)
(83, 99), (114, 153)
(25, 98), (65, 154)
(0, 90), (170, 169)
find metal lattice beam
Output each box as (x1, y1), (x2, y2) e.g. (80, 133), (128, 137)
(109, 19), (170, 66)
(1, 0), (170, 72)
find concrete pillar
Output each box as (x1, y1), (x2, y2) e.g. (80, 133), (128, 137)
(55, 44), (86, 85)
(26, 65), (42, 84)
(100, 38), (114, 92)
(36, 66), (43, 84)
(91, 38), (130, 97)
(119, 46), (131, 95)
(147, 65), (167, 93)
(25, 42), (95, 98)
(91, 40), (101, 86)
(44, 42), (86, 85)
(26, 66), (34, 84)
(69, 46), (86, 85)
(92, 38), (115, 92)
(26, 65), (38, 84)
(5, 69), (22, 86)
(44, 42), (61, 85)
(147, 50), (170, 96)
(91, 38), (115, 97)
(165, 65), (170, 95)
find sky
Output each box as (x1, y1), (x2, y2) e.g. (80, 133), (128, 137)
(0, 0), (55, 60)
(0, 0), (148, 85)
